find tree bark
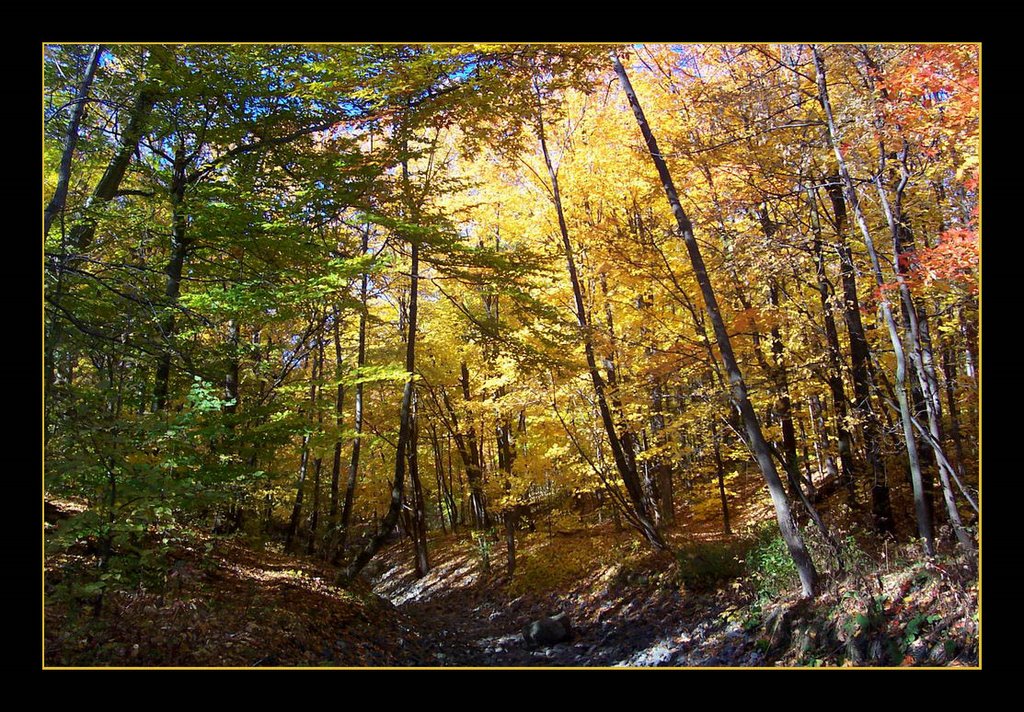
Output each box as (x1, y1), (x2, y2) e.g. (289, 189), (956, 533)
(328, 304), (345, 550)
(533, 70), (666, 551)
(338, 151), (419, 585)
(804, 184), (857, 497)
(68, 46), (172, 250)
(153, 147), (190, 412)
(825, 176), (893, 532)
(407, 389), (430, 577)
(613, 50), (815, 595)
(286, 434), (311, 552)
(459, 363), (490, 529)
(336, 227), (370, 562)
(45, 45), (104, 237)
(710, 419), (732, 536)
(812, 44), (933, 555)
(287, 333), (321, 551)
(307, 333), (326, 554)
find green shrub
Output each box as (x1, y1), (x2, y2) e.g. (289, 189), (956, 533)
(746, 523), (799, 604)
(676, 539), (750, 591)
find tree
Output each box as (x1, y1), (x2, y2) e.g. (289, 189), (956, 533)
(612, 49), (818, 597)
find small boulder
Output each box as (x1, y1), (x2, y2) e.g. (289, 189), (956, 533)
(522, 613), (572, 647)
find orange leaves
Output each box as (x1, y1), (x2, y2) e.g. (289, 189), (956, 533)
(874, 44), (979, 161)
(914, 228), (980, 295)
(730, 306), (762, 335)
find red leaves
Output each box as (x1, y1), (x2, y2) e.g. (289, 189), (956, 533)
(915, 228), (980, 294)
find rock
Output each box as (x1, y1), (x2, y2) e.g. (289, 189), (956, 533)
(907, 638), (928, 663)
(929, 640), (953, 665)
(742, 651), (765, 666)
(522, 613), (572, 647)
(762, 606), (793, 652)
(868, 638), (886, 663)
(845, 635), (866, 665)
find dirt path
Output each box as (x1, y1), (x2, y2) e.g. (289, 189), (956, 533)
(369, 535), (764, 667)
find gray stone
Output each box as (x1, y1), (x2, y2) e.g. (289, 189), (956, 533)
(929, 641), (952, 665)
(868, 638), (886, 663)
(908, 638), (928, 663)
(522, 612), (572, 647)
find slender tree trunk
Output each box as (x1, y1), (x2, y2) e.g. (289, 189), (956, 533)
(338, 151), (418, 585)
(613, 51), (815, 595)
(286, 434), (311, 551)
(431, 424), (450, 533)
(813, 44), (933, 555)
(495, 404), (519, 576)
(456, 363), (490, 529)
(875, 174), (975, 556)
(224, 317), (240, 417)
(960, 306), (978, 383)
(533, 70), (666, 551)
(287, 334), (321, 551)
(153, 151), (190, 412)
(650, 382), (674, 525)
(45, 45), (104, 237)
(307, 457), (322, 554)
(710, 420), (732, 536)
(765, 271), (811, 499)
(824, 177), (893, 532)
(600, 274), (658, 524)
(329, 305), (345, 536)
(335, 227), (370, 562)
(805, 185), (856, 496)
(68, 46), (171, 250)
(306, 334), (326, 554)
(407, 389), (430, 577)
(940, 340), (968, 482)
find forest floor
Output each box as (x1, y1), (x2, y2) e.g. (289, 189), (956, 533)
(43, 487), (980, 668)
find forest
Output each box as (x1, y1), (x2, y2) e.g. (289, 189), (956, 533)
(43, 43), (980, 668)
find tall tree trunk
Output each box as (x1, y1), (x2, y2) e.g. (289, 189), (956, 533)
(825, 176), (893, 532)
(45, 44), (104, 237)
(307, 456), (323, 555)
(407, 389), (430, 577)
(286, 434), (311, 552)
(224, 317), (240, 417)
(287, 333), (321, 551)
(329, 305), (345, 536)
(613, 51), (815, 595)
(430, 424), (452, 533)
(650, 380), (674, 525)
(338, 151), (418, 585)
(335, 222), (370, 562)
(940, 339), (968, 483)
(710, 419), (732, 536)
(813, 44), (933, 555)
(153, 148), (190, 412)
(533, 70), (666, 551)
(804, 184), (856, 498)
(307, 334), (326, 554)
(460, 363), (490, 528)
(68, 46), (171, 250)
(874, 172), (975, 557)
(496, 404), (519, 576)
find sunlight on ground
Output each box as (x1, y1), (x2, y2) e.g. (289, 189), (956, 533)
(377, 553), (481, 605)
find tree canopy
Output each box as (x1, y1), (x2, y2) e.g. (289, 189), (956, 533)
(44, 43), (979, 668)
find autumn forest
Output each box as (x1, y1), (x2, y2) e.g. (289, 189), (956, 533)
(43, 43), (980, 668)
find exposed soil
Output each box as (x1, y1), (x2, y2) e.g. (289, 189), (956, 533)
(44, 492), (979, 668)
